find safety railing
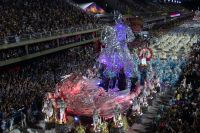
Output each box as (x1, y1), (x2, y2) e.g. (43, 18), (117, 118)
(0, 24), (103, 46)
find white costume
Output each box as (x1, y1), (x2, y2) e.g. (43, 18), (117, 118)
(93, 109), (102, 132)
(42, 99), (54, 122)
(57, 99), (67, 124)
(113, 104), (123, 127)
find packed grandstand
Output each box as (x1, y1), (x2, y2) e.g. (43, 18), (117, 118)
(0, 0), (200, 133)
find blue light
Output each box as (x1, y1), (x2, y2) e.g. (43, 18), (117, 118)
(74, 116), (79, 122)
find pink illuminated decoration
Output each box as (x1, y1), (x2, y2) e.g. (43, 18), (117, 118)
(46, 73), (141, 118)
(170, 13), (181, 17)
(43, 13), (139, 120)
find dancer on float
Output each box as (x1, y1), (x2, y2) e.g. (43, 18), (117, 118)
(113, 104), (123, 128)
(42, 98), (54, 123)
(57, 98), (67, 124)
(92, 108), (102, 132)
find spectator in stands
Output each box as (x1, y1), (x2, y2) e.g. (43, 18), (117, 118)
(0, 0), (99, 44)
(0, 43), (97, 127)
(0, 32), (96, 61)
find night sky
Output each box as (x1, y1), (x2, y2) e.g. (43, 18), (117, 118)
(182, 0), (200, 10)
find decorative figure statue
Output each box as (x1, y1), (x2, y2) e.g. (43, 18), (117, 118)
(42, 99), (54, 122)
(57, 98), (67, 124)
(98, 12), (135, 78)
(113, 104), (123, 128)
(93, 109), (102, 132)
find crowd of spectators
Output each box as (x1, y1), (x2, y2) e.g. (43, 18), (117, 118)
(28, 41), (57, 54)
(155, 42), (200, 133)
(0, 43), (97, 123)
(0, 47), (26, 61)
(0, 0), (99, 43)
(0, 32), (97, 60)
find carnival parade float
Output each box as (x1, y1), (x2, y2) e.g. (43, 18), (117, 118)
(41, 13), (145, 132)
(41, 13), (185, 133)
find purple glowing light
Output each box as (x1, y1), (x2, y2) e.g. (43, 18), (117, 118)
(114, 23), (127, 42)
(99, 22), (135, 78)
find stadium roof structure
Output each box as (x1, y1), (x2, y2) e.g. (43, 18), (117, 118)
(79, 2), (105, 14)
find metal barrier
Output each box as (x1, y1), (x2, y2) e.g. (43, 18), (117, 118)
(0, 24), (103, 45)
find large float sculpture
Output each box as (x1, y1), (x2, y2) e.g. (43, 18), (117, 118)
(43, 73), (141, 119)
(98, 14), (135, 78)
(42, 13), (141, 132)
